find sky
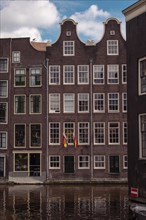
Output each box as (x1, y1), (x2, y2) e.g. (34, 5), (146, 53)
(0, 0), (137, 44)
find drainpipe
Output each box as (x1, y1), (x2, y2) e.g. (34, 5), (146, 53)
(90, 59), (93, 180)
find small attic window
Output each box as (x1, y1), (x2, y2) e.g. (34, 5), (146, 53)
(66, 31), (71, 36)
(110, 30), (115, 35)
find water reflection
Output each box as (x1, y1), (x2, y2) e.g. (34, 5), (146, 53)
(0, 185), (128, 220)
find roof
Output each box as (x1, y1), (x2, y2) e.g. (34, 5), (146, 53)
(31, 41), (51, 51)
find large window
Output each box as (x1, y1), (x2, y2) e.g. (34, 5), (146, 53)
(29, 68), (42, 87)
(94, 155), (105, 169)
(78, 65), (89, 84)
(49, 94), (60, 113)
(78, 93), (89, 112)
(94, 122), (105, 144)
(12, 51), (20, 63)
(78, 122), (89, 144)
(78, 156), (90, 169)
(0, 132), (7, 149)
(63, 122), (75, 144)
(139, 57), (146, 94)
(93, 65), (104, 84)
(93, 93), (105, 112)
(63, 41), (75, 56)
(63, 65), (74, 84)
(108, 93), (119, 112)
(14, 95), (26, 114)
(0, 103), (7, 124)
(14, 68), (26, 86)
(49, 156), (60, 169)
(123, 122), (128, 145)
(64, 93), (74, 113)
(15, 124), (25, 147)
(49, 123), (60, 144)
(107, 65), (119, 84)
(30, 124), (41, 147)
(122, 93), (127, 112)
(49, 66), (60, 85)
(0, 58), (8, 73)
(30, 95), (41, 114)
(107, 40), (118, 55)
(109, 156), (120, 173)
(0, 81), (8, 98)
(122, 64), (127, 84)
(139, 114), (146, 158)
(108, 122), (120, 144)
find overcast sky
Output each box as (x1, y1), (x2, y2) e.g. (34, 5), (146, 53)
(0, 0), (137, 43)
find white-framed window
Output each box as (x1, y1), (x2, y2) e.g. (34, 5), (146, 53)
(78, 93), (89, 113)
(123, 155), (128, 169)
(14, 95), (26, 114)
(0, 156), (6, 177)
(0, 103), (8, 124)
(29, 68), (42, 87)
(63, 122), (75, 144)
(14, 68), (26, 87)
(108, 93), (119, 112)
(78, 122), (89, 145)
(14, 124), (26, 147)
(107, 65), (119, 84)
(30, 95), (41, 114)
(93, 65), (104, 84)
(78, 65), (89, 84)
(122, 64), (127, 84)
(139, 57), (146, 94)
(49, 94), (60, 113)
(49, 156), (60, 169)
(63, 65), (74, 84)
(108, 122), (120, 144)
(94, 155), (105, 169)
(93, 93), (105, 113)
(63, 41), (75, 56)
(123, 122), (128, 145)
(0, 132), (7, 149)
(30, 124), (41, 148)
(122, 93), (127, 112)
(63, 93), (74, 113)
(0, 58), (8, 73)
(49, 65), (60, 85)
(109, 156), (120, 173)
(94, 122), (105, 145)
(107, 40), (118, 55)
(0, 81), (8, 98)
(78, 156), (90, 169)
(139, 114), (146, 158)
(12, 51), (20, 63)
(49, 123), (60, 145)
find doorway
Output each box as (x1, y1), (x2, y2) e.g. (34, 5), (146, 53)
(64, 156), (74, 174)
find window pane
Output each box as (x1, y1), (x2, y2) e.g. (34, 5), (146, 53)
(15, 124), (25, 147)
(49, 123), (60, 144)
(0, 103), (7, 123)
(15, 154), (28, 171)
(63, 41), (74, 56)
(49, 94), (60, 113)
(108, 65), (119, 84)
(109, 156), (119, 173)
(49, 156), (60, 168)
(31, 124), (41, 147)
(107, 40), (118, 55)
(79, 122), (89, 144)
(94, 122), (105, 144)
(78, 94), (89, 112)
(94, 156), (105, 169)
(64, 94), (74, 113)
(140, 59), (146, 93)
(79, 156), (89, 168)
(64, 65), (74, 84)
(94, 93), (104, 112)
(140, 115), (146, 157)
(0, 59), (8, 72)
(49, 66), (60, 84)
(78, 65), (89, 84)
(109, 123), (119, 144)
(0, 81), (7, 97)
(64, 123), (74, 144)
(30, 95), (41, 113)
(15, 69), (26, 86)
(30, 68), (42, 86)
(93, 65), (104, 84)
(15, 96), (25, 113)
(0, 132), (7, 148)
(108, 93), (119, 112)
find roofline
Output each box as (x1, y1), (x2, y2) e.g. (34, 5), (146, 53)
(103, 17), (121, 25)
(60, 18), (78, 25)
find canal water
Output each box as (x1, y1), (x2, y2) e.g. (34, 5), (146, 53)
(0, 184), (129, 219)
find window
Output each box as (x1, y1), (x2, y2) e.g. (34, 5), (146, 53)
(0, 157), (5, 177)
(78, 122), (89, 144)
(63, 41), (75, 56)
(107, 65), (119, 84)
(108, 122), (120, 144)
(15, 153), (28, 171)
(123, 155), (128, 169)
(15, 124), (25, 147)
(78, 65), (89, 84)
(139, 57), (146, 94)
(94, 122), (105, 144)
(93, 65), (104, 84)
(94, 156), (105, 169)
(14, 68), (26, 86)
(63, 65), (74, 84)
(64, 93), (74, 113)
(49, 123), (60, 144)
(12, 51), (20, 63)
(30, 95), (41, 114)
(78, 156), (90, 169)
(108, 93), (119, 112)
(109, 156), (120, 173)
(0, 58), (8, 72)
(30, 124), (41, 147)
(49, 66), (60, 85)
(49, 94), (60, 113)
(107, 40), (118, 55)
(122, 64), (127, 84)
(0, 81), (8, 98)
(78, 93), (89, 112)
(0, 132), (7, 149)
(0, 103), (7, 124)
(30, 68), (42, 87)
(93, 93), (105, 112)
(139, 114), (146, 158)
(49, 156), (60, 169)
(63, 122), (74, 144)
(123, 122), (128, 145)
(122, 93), (127, 112)
(14, 95), (26, 114)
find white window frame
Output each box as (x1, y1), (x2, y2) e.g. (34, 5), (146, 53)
(0, 155), (6, 177)
(94, 155), (105, 169)
(14, 124), (26, 148)
(107, 65), (119, 84)
(30, 123), (42, 148)
(108, 122), (120, 145)
(93, 93), (105, 113)
(49, 122), (60, 145)
(93, 65), (104, 84)
(107, 40), (118, 55)
(0, 102), (8, 124)
(0, 80), (8, 98)
(108, 93), (119, 112)
(78, 93), (89, 113)
(12, 51), (20, 63)
(78, 65), (89, 84)
(29, 94), (42, 114)
(49, 65), (60, 85)
(49, 94), (60, 113)
(123, 122), (128, 145)
(63, 93), (75, 113)
(78, 155), (90, 169)
(63, 41), (75, 56)
(78, 122), (89, 145)
(29, 68), (42, 87)
(139, 57), (146, 95)
(0, 131), (7, 149)
(123, 155), (128, 169)
(122, 93), (127, 113)
(139, 114), (146, 158)
(0, 58), (8, 73)
(63, 122), (75, 145)
(122, 64), (127, 84)
(14, 68), (26, 87)
(49, 156), (60, 169)
(63, 65), (75, 85)
(14, 95), (26, 115)
(94, 122), (105, 145)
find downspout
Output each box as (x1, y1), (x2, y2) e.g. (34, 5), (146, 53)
(90, 59), (93, 180)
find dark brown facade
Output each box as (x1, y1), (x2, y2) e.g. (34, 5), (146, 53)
(0, 18), (127, 183)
